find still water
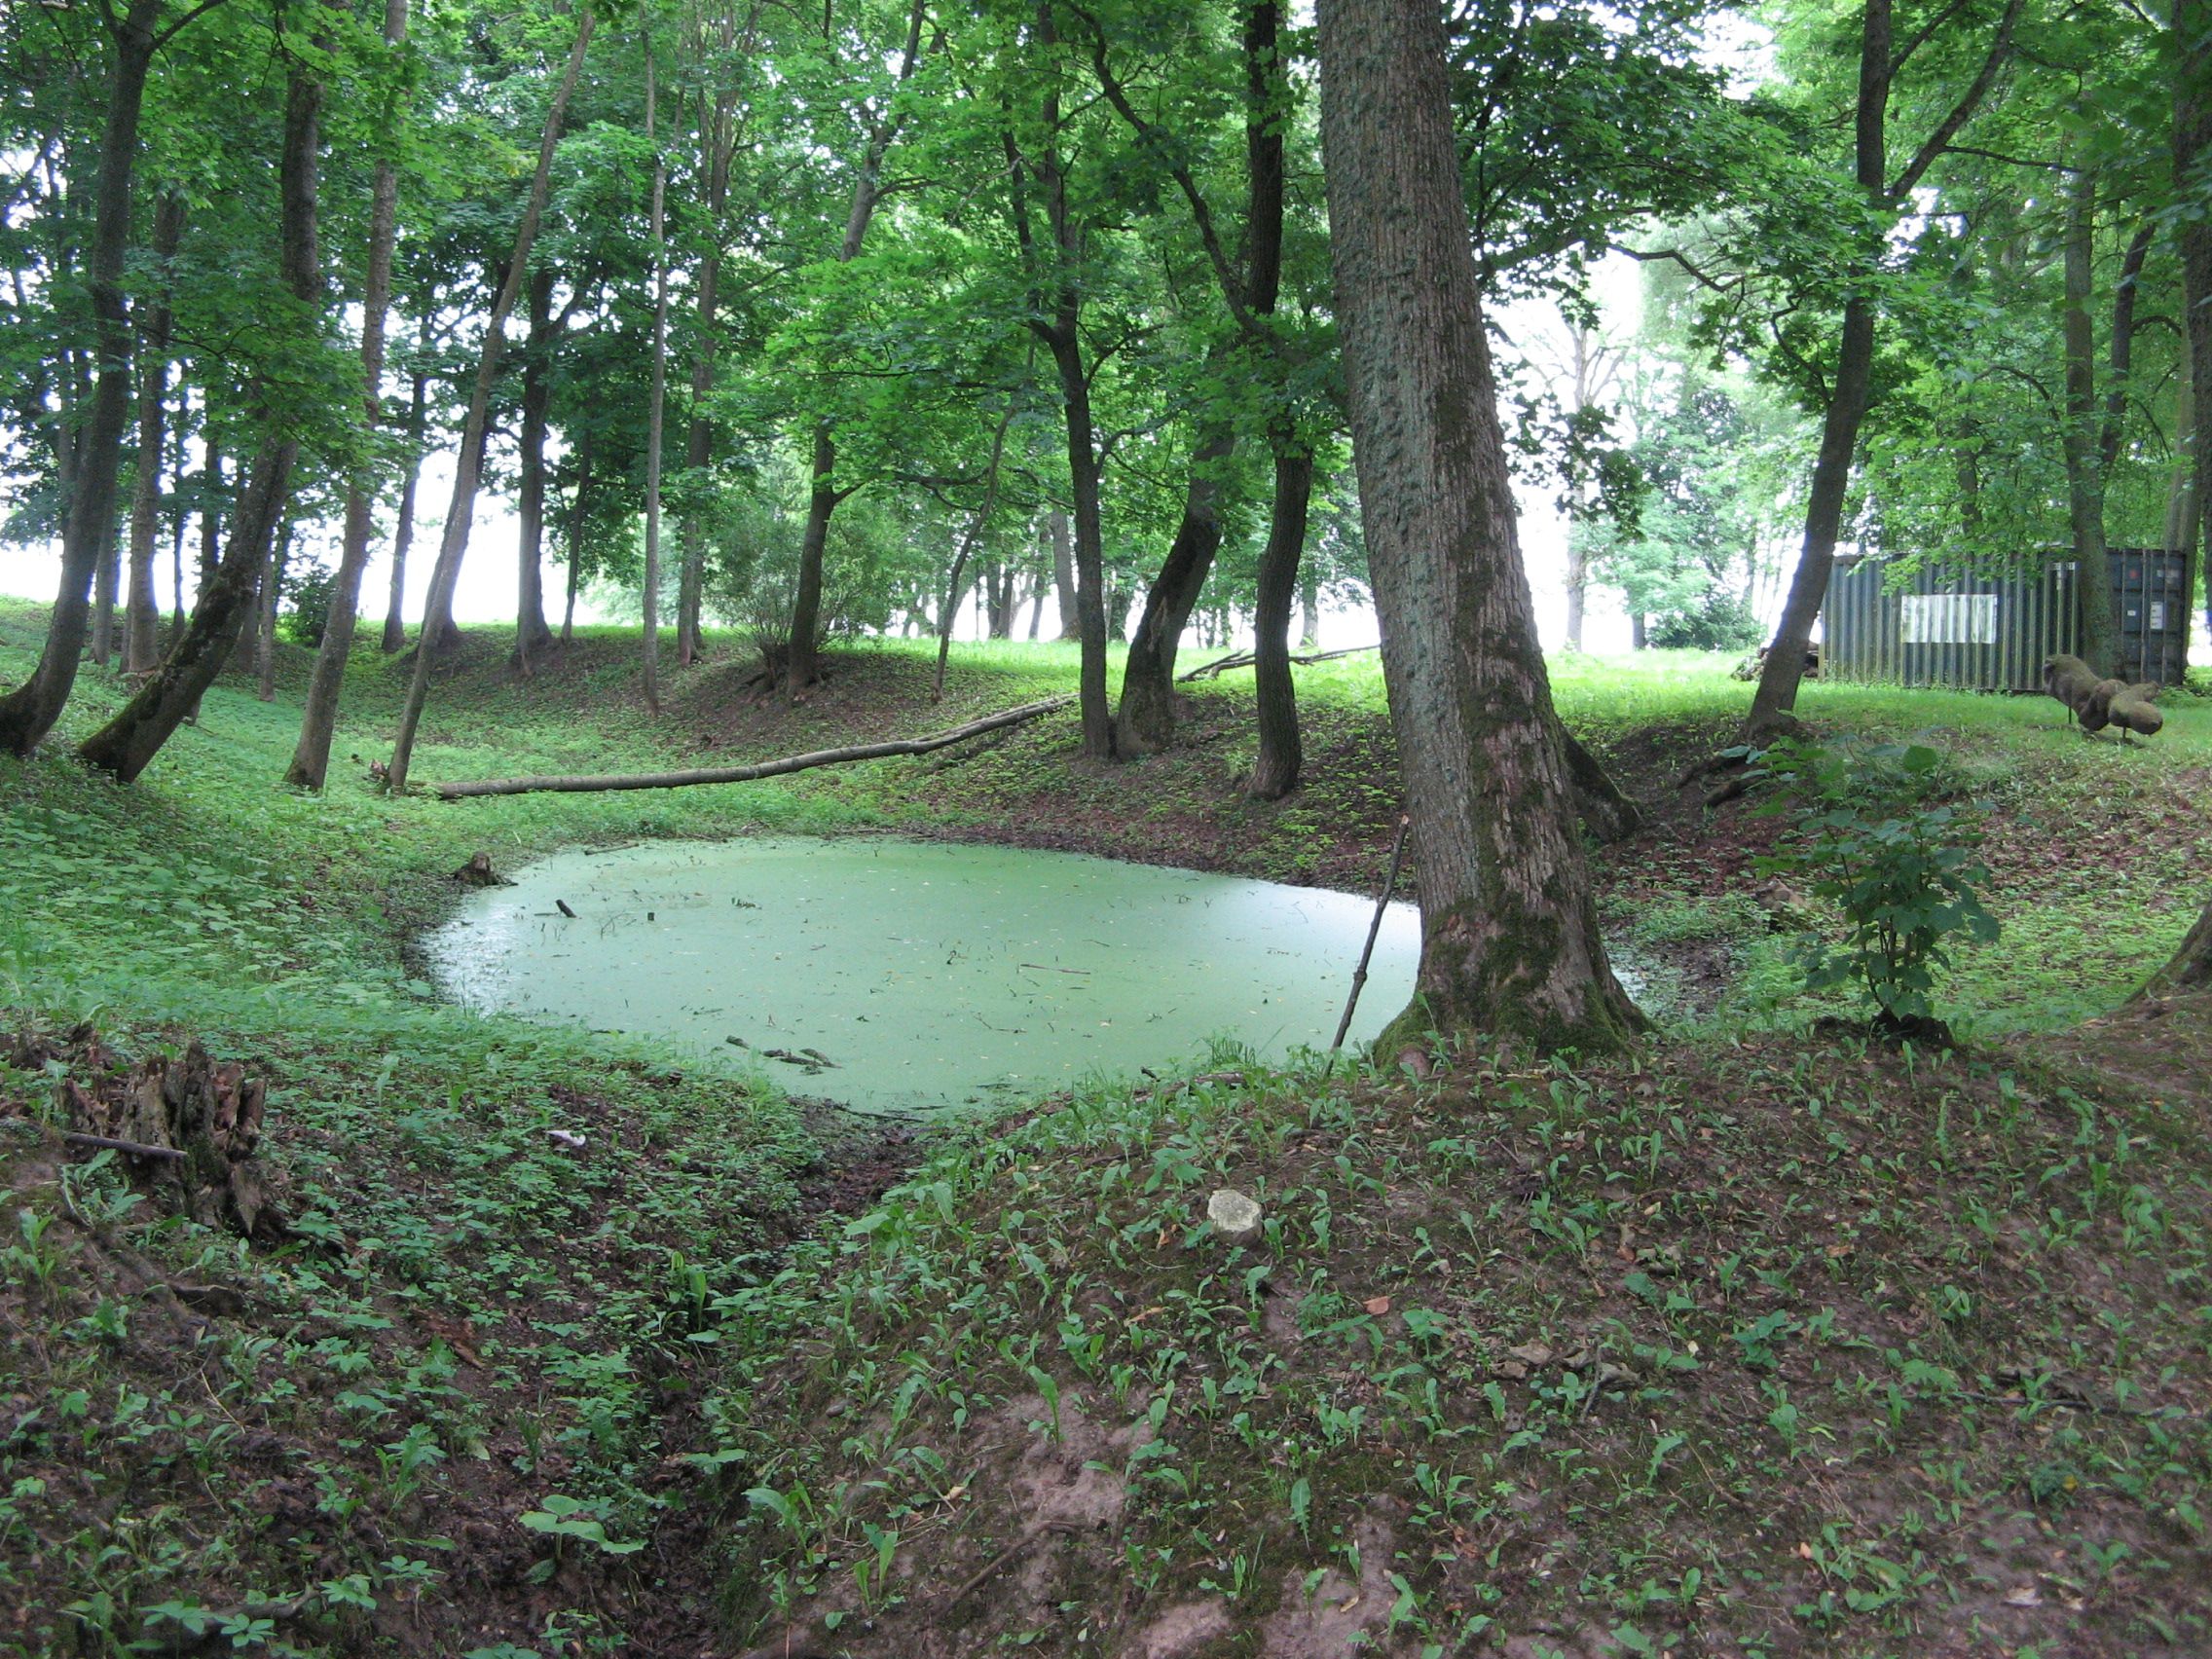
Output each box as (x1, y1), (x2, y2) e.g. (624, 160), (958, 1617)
(426, 836), (1420, 1115)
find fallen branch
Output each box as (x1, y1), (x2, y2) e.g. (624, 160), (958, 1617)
(434, 695), (1074, 799)
(1177, 643), (1379, 682)
(62, 1130), (187, 1163)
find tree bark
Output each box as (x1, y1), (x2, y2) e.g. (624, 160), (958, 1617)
(1115, 427), (1234, 753)
(1314, 0), (1642, 1056)
(123, 190), (185, 676)
(2062, 166), (2117, 674)
(2139, 896), (2212, 998)
(386, 6), (595, 792)
(1247, 441), (1313, 799)
(380, 347), (428, 652)
(256, 515), (291, 702)
(288, 0), (409, 788)
(0, 0), (162, 755)
(1049, 508), (1078, 640)
(79, 37), (322, 782)
(515, 266), (559, 672)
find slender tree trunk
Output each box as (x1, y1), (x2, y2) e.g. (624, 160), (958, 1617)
(1248, 441), (1313, 799)
(562, 427), (592, 646)
(935, 405), (1016, 696)
(0, 0), (162, 756)
(515, 266), (558, 672)
(256, 515), (291, 702)
(642, 35), (668, 714)
(1300, 568), (1319, 646)
(1049, 508), (1078, 640)
(79, 38), (321, 782)
(387, 7), (596, 792)
(288, 0), (409, 787)
(1115, 426), (1234, 753)
(1314, 0), (1642, 1054)
(166, 393), (190, 648)
(1742, 0), (2018, 737)
(2178, 0), (2210, 665)
(1026, 582), (1044, 639)
(784, 0), (927, 697)
(123, 190), (185, 675)
(678, 4), (752, 666)
(786, 424), (835, 690)
(381, 351), (427, 652)
(2062, 165), (2117, 674)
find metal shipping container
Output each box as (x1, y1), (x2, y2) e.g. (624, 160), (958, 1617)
(1823, 548), (2192, 691)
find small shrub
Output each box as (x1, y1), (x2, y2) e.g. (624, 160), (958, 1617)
(1751, 738), (1999, 1038)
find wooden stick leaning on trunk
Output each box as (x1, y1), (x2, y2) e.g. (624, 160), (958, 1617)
(432, 695), (1074, 799)
(1328, 812), (1412, 1066)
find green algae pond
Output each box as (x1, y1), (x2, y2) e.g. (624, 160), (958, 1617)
(425, 836), (1424, 1115)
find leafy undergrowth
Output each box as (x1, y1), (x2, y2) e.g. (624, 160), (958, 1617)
(702, 1023), (2212, 1658)
(0, 1014), (877, 1658)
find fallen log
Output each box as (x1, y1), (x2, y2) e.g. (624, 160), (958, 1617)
(1177, 643), (1380, 682)
(433, 695), (1074, 799)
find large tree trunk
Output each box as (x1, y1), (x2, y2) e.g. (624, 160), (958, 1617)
(2140, 896), (2212, 998)
(380, 350), (427, 652)
(514, 266), (559, 672)
(2062, 166), (2117, 674)
(0, 0), (162, 756)
(123, 190), (185, 676)
(641, 36), (668, 713)
(1314, 0), (1642, 1056)
(1247, 441), (1313, 799)
(80, 42), (322, 782)
(1742, 0), (2018, 737)
(386, 7), (595, 792)
(2179, 0), (2210, 667)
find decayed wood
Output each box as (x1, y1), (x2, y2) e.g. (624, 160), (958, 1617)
(435, 695), (1074, 798)
(62, 1041), (282, 1238)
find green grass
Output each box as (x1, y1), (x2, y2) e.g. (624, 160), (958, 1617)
(3, 602), (2209, 1655)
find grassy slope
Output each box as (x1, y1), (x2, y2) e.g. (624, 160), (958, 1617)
(0, 605), (2207, 1658)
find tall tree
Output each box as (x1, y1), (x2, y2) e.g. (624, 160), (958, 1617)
(386, 5), (597, 793)
(2180, 0), (2210, 652)
(1314, 0), (1642, 1053)
(287, 0), (411, 790)
(642, 27), (669, 714)
(1741, 0), (2023, 739)
(122, 190), (186, 676)
(783, 0), (928, 697)
(79, 16), (324, 781)
(0, 0), (229, 757)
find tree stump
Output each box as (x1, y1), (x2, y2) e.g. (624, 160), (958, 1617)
(62, 1041), (283, 1238)
(450, 851), (513, 886)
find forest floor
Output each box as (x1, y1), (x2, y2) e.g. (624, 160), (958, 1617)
(1, 607), (2209, 1659)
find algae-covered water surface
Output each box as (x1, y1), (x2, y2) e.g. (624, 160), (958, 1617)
(427, 837), (1420, 1115)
